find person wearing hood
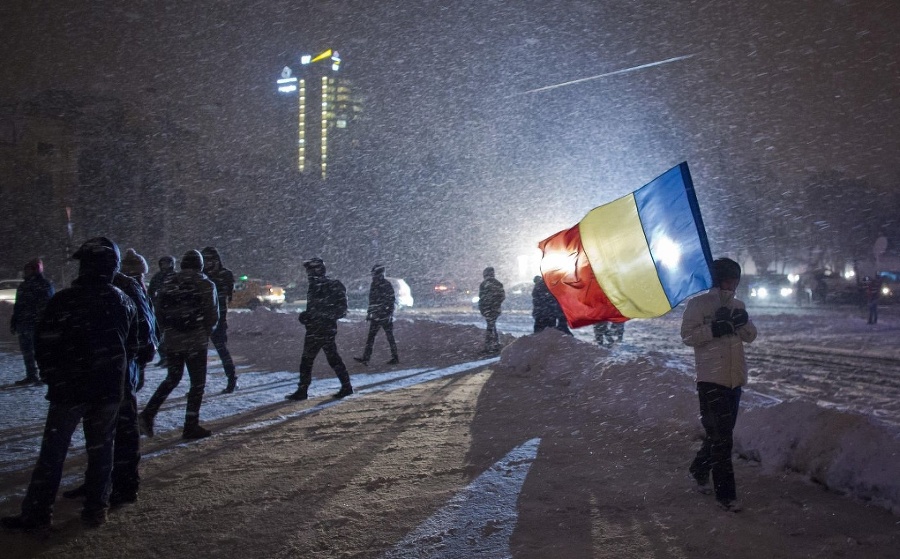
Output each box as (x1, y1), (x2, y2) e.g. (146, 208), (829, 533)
(9, 258), (55, 385)
(478, 266), (505, 354)
(1, 237), (139, 530)
(62, 248), (157, 506)
(353, 264), (399, 366)
(681, 257), (758, 513)
(148, 255), (177, 368)
(139, 250), (218, 440)
(285, 258), (353, 401)
(201, 246), (238, 393)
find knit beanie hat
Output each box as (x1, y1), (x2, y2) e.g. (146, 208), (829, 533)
(121, 248), (149, 277)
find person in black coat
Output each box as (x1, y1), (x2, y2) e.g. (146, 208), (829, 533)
(9, 258), (55, 385)
(201, 246), (238, 393)
(478, 266), (505, 354)
(140, 250), (219, 440)
(63, 251), (157, 506)
(147, 255), (176, 367)
(286, 258), (353, 401)
(353, 264), (400, 365)
(531, 275), (557, 333)
(1, 237), (138, 530)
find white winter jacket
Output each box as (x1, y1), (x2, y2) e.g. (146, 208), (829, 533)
(680, 287), (757, 388)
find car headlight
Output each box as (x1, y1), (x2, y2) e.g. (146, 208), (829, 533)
(756, 287), (768, 299)
(780, 287), (793, 298)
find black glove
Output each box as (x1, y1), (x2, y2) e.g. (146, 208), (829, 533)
(731, 308), (749, 328)
(712, 320), (735, 338)
(298, 311), (309, 325)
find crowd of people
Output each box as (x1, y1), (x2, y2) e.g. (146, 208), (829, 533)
(1, 238), (759, 530)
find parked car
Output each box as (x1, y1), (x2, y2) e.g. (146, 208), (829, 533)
(346, 277), (414, 311)
(231, 277), (286, 309)
(746, 274), (794, 305)
(408, 277), (480, 308)
(0, 279), (23, 303)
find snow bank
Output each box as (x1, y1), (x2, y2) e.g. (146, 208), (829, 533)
(736, 401), (900, 514)
(497, 329), (900, 515)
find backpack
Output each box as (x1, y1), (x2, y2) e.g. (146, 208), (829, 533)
(157, 277), (204, 331)
(329, 279), (348, 320)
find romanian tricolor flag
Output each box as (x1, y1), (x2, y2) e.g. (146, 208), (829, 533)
(538, 162), (713, 328)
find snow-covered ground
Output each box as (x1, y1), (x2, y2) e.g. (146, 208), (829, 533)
(0, 307), (900, 512)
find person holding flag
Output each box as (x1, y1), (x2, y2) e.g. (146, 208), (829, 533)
(680, 257), (757, 512)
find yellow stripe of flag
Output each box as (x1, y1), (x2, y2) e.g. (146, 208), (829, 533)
(578, 194), (671, 318)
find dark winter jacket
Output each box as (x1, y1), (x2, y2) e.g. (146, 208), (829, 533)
(531, 278), (559, 323)
(298, 275), (348, 333)
(10, 273), (55, 334)
(156, 270), (219, 353)
(478, 277), (505, 319)
(112, 272), (158, 373)
(367, 274), (396, 322)
(148, 267), (176, 305)
(35, 274), (138, 405)
(205, 268), (234, 317)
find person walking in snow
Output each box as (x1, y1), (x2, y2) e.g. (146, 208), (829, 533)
(201, 246), (238, 393)
(64, 248), (157, 506)
(862, 275), (881, 324)
(681, 257), (757, 513)
(478, 266), (505, 354)
(148, 255), (177, 367)
(9, 258), (55, 385)
(353, 264), (400, 366)
(285, 258), (353, 401)
(1, 237), (139, 530)
(531, 275), (558, 333)
(139, 250), (218, 440)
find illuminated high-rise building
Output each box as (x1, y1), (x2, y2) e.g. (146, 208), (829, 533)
(277, 49), (362, 179)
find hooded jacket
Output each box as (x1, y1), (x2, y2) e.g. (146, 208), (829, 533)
(367, 273), (396, 322)
(35, 274), (138, 404)
(10, 273), (55, 334)
(156, 269), (219, 353)
(201, 247), (235, 314)
(680, 287), (757, 388)
(478, 274), (505, 319)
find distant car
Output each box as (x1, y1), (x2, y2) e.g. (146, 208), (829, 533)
(346, 277), (414, 311)
(0, 279), (23, 303)
(231, 278), (285, 310)
(746, 274), (794, 305)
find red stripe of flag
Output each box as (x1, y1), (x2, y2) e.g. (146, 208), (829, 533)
(538, 224), (627, 328)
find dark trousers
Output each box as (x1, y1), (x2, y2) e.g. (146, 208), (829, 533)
(361, 318), (398, 361)
(533, 317), (555, 333)
(210, 320), (236, 379)
(143, 348), (208, 428)
(112, 387), (141, 497)
(483, 316), (500, 350)
(17, 330), (38, 379)
(299, 328), (350, 390)
(868, 301), (878, 324)
(21, 400), (119, 522)
(690, 382), (742, 503)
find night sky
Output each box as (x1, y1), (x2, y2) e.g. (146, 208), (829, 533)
(2, 0), (899, 283)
